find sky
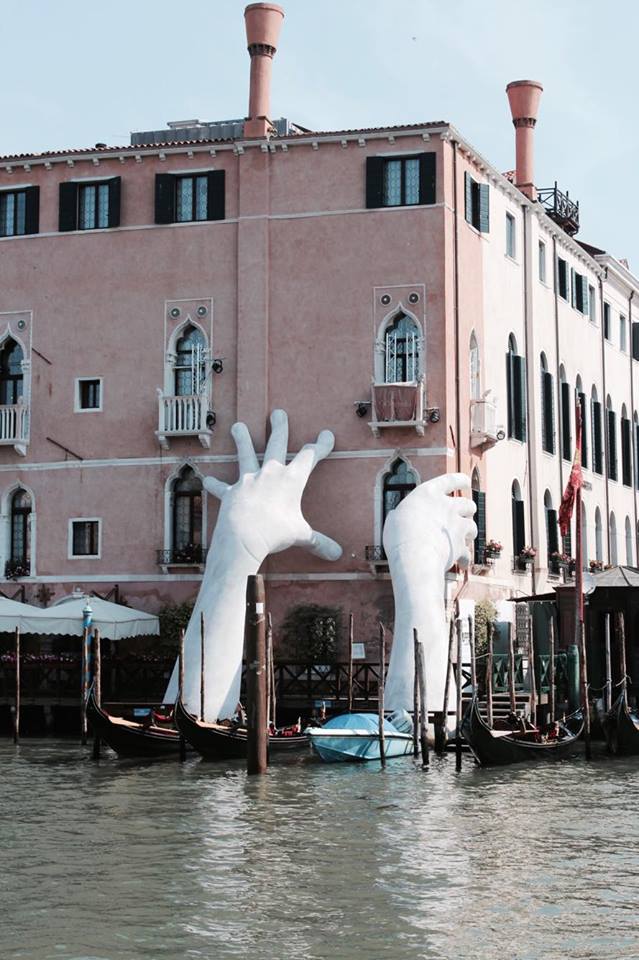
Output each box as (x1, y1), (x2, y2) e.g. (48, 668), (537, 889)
(4, 0), (638, 267)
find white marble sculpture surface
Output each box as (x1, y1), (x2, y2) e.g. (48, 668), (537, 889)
(165, 409), (476, 725)
(164, 410), (342, 720)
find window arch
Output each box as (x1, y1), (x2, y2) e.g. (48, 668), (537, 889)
(607, 395), (618, 481)
(559, 364), (571, 461)
(382, 458), (417, 524)
(174, 324), (207, 397)
(540, 352), (554, 454)
(0, 338), (24, 405)
(595, 507), (603, 562)
(471, 468), (486, 564)
(8, 488), (31, 576)
(383, 312), (420, 384)
(469, 332), (480, 401)
(511, 480), (525, 559)
(171, 466), (203, 562)
(625, 515), (633, 566)
(506, 335), (526, 441)
(591, 386), (603, 474)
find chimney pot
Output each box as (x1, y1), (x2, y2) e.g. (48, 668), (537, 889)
(243, 3), (285, 138)
(506, 80), (543, 201)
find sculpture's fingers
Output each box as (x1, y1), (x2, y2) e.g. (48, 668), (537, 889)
(289, 430), (335, 483)
(263, 409), (289, 465)
(203, 476), (230, 500)
(231, 421), (259, 476)
(426, 472), (472, 496)
(462, 518), (478, 541)
(305, 530), (342, 561)
(451, 497), (477, 518)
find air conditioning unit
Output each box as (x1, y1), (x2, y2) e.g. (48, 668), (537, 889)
(470, 399), (503, 448)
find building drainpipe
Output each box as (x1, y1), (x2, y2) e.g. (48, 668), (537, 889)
(629, 291), (637, 560)
(522, 204), (537, 595)
(600, 272), (611, 561)
(452, 139), (461, 474)
(551, 236), (564, 496)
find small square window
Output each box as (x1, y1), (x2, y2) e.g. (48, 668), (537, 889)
(557, 258), (568, 300)
(75, 378), (102, 412)
(506, 213), (516, 258)
(69, 519), (101, 558)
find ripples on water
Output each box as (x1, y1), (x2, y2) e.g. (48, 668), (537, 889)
(1, 742), (639, 960)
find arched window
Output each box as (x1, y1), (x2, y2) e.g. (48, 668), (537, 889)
(471, 469), (486, 564)
(469, 332), (481, 401)
(544, 490), (559, 567)
(591, 386), (603, 474)
(384, 312), (420, 383)
(576, 375), (587, 468)
(511, 480), (525, 561)
(610, 511), (618, 566)
(0, 338), (24, 405)
(8, 488), (31, 575)
(560, 365), (571, 461)
(625, 516), (633, 566)
(383, 458), (417, 523)
(607, 395), (617, 481)
(621, 404), (632, 487)
(174, 325), (207, 397)
(171, 467), (203, 563)
(540, 353), (554, 454)
(595, 507), (603, 562)
(506, 335), (526, 441)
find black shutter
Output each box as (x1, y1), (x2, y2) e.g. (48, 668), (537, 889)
(365, 157), (385, 209)
(418, 153), (436, 205)
(593, 400), (603, 474)
(206, 170), (225, 221)
(561, 381), (571, 460)
(632, 322), (639, 361)
(579, 392), (588, 468)
(155, 174), (176, 224)
(514, 355), (527, 441)
(473, 490), (486, 564)
(622, 418), (631, 486)
(636, 423), (639, 489)
(542, 370), (554, 454)
(479, 183), (490, 233)
(58, 182), (78, 232)
(547, 508), (559, 556)
(107, 176), (121, 228)
(512, 498), (525, 556)
(570, 268), (576, 308)
(608, 410), (618, 481)
(464, 172), (472, 224)
(582, 279), (589, 317)
(23, 186), (39, 235)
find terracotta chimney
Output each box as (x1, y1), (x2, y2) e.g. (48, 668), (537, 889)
(243, 3), (285, 138)
(505, 80), (543, 200)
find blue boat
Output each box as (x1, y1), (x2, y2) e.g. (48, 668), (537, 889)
(306, 711), (413, 763)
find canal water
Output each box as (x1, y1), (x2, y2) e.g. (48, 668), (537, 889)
(1, 742), (638, 960)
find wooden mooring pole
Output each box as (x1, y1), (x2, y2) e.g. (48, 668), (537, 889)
(507, 623), (517, 715)
(13, 627), (20, 744)
(549, 616), (556, 723)
(618, 611), (628, 701)
(579, 620), (591, 760)
(413, 628), (420, 758)
(200, 611), (206, 722)
(455, 617), (463, 771)
(415, 631), (429, 768)
(604, 612), (612, 713)
(178, 628), (186, 761)
(436, 617), (455, 754)
(81, 624), (90, 745)
(378, 621), (386, 768)
(486, 621), (494, 729)
(347, 612), (354, 713)
(528, 617), (537, 725)
(246, 575), (268, 775)
(91, 628), (102, 760)
(266, 613), (274, 728)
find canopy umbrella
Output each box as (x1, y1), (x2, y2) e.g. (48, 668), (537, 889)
(19, 595), (160, 640)
(0, 597), (46, 632)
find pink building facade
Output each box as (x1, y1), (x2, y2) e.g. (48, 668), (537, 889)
(1, 4), (638, 652)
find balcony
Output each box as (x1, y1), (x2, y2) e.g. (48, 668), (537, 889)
(537, 183), (579, 237)
(369, 378), (426, 438)
(0, 401), (29, 456)
(156, 392), (213, 450)
(157, 546), (208, 570)
(470, 398), (502, 448)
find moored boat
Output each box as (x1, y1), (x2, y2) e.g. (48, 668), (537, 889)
(604, 690), (639, 755)
(305, 711), (414, 763)
(462, 695), (584, 767)
(87, 686), (181, 758)
(175, 697), (309, 760)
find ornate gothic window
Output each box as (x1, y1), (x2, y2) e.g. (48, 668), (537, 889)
(0, 338), (23, 405)
(382, 459), (417, 524)
(384, 313), (420, 383)
(174, 325), (207, 397)
(8, 488), (31, 576)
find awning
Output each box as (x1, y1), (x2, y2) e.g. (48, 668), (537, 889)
(0, 595), (159, 640)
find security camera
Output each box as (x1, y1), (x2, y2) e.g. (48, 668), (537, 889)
(356, 402), (369, 418)
(429, 408), (441, 423)
(206, 410), (217, 429)
(496, 429), (506, 441)
(212, 359), (224, 374)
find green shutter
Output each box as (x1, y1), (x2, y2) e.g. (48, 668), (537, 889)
(515, 355), (527, 441)
(570, 268), (576, 307)
(206, 170), (225, 221)
(579, 392), (588, 468)
(608, 410), (618, 481)
(593, 400), (603, 474)
(24, 186), (39, 235)
(632, 322), (639, 361)
(464, 171), (471, 223)
(622, 418), (631, 486)
(478, 183), (490, 232)
(506, 351), (515, 438)
(561, 381), (571, 460)
(58, 182), (78, 232)
(107, 176), (121, 228)
(547, 508), (559, 556)
(418, 152), (436, 205)
(154, 174), (176, 224)
(512, 498), (525, 556)
(472, 490), (486, 563)
(542, 370), (555, 454)
(581, 277), (589, 316)
(365, 157), (385, 208)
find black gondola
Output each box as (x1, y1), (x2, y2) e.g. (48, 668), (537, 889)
(462, 695), (584, 766)
(175, 697), (309, 760)
(87, 686), (181, 759)
(604, 691), (639, 755)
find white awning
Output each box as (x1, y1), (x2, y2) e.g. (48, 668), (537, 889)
(0, 595), (160, 640)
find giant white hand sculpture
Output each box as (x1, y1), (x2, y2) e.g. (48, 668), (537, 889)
(383, 473), (477, 719)
(164, 410), (342, 721)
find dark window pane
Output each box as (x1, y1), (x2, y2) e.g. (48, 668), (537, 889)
(79, 379), (101, 409)
(72, 521), (99, 556)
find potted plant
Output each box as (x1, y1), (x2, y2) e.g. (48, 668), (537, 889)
(589, 559), (604, 573)
(5, 558), (29, 580)
(484, 539), (502, 560)
(516, 545), (536, 571)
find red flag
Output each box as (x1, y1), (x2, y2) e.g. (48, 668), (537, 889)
(558, 406), (582, 537)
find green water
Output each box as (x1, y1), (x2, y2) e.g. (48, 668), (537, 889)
(1, 742), (638, 960)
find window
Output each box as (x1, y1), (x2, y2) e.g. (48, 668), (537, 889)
(621, 407), (631, 486)
(70, 519), (100, 558)
(538, 241), (546, 283)
(174, 325), (207, 396)
(610, 512), (618, 566)
(577, 384), (588, 469)
(505, 213), (516, 258)
(384, 312), (420, 383)
(472, 470), (486, 565)
(511, 481), (525, 559)
(59, 177), (120, 231)
(172, 467), (203, 563)
(635, 413), (639, 490)
(464, 173), (489, 232)
(155, 171), (225, 224)
(383, 459), (417, 524)
(506, 335), (526, 441)
(626, 516), (633, 566)
(588, 285), (596, 323)
(365, 154), (436, 209)
(571, 271), (589, 315)
(591, 388), (603, 475)
(469, 333), (481, 400)
(0, 338), (24, 405)
(544, 491), (559, 564)
(633, 322), (639, 361)
(607, 396), (617, 481)
(75, 378), (102, 412)
(557, 258), (568, 300)
(603, 302), (611, 341)
(595, 507), (603, 562)
(0, 187), (39, 237)
(560, 369), (571, 461)
(540, 353), (554, 454)
(620, 315), (627, 352)
(8, 489), (32, 576)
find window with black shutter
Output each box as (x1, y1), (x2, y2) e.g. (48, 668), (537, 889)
(608, 408), (618, 481)
(541, 369), (555, 454)
(579, 392), (588, 468)
(464, 172), (489, 232)
(506, 341), (527, 442)
(154, 171), (225, 225)
(632, 322), (639, 361)
(573, 272), (588, 314)
(59, 177), (121, 231)
(472, 489), (486, 564)
(592, 400), (603, 474)
(0, 187), (39, 237)
(622, 416), (632, 486)
(546, 507), (559, 558)
(512, 495), (525, 557)
(557, 258), (568, 300)
(561, 381), (571, 460)
(635, 421), (639, 489)
(365, 154), (435, 209)
(603, 302), (611, 341)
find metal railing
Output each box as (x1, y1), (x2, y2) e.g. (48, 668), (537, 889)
(157, 546), (208, 566)
(365, 545), (387, 563)
(537, 183), (579, 236)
